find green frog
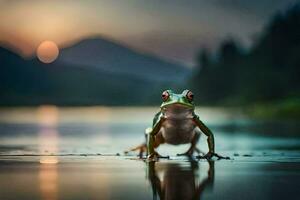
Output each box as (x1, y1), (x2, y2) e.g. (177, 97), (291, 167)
(127, 90), (224, 160)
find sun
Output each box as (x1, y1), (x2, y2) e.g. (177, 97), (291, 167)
(37, 41), (59, 63)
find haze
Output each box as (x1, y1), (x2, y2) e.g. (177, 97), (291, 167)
(0, 0), (298, 65)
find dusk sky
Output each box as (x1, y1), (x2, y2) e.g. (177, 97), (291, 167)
(0, 0), (298, 65)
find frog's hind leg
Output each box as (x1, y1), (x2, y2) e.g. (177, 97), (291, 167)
(124, 131), (148, 158)
(124, 143), (147, 158)
(177, 130), (201, 157)
(125, 127), (163, 158)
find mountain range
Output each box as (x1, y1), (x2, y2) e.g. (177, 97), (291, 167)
(0, 37), (190, 106)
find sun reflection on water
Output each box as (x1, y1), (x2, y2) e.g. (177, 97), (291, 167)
(37, 105), (59, 163)
(37, 105), (59, 128)
(37, 106), (59, 200)
(39, 164), (58, 200)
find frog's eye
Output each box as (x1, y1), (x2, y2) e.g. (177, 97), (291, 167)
(162, 91), (170, 101)
(186, 90), (194, 102)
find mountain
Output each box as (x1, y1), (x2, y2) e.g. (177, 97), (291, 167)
(0, 37), (190, 106)
(58, 37), (189, 82)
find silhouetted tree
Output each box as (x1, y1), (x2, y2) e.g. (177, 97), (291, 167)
(192, 3), (300, 105)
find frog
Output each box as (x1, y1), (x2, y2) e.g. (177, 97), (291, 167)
(126, 89), (225, 160)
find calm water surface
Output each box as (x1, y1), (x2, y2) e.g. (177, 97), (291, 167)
(0, 106), (299, 200)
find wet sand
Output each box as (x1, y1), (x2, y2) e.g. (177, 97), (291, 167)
(0, 107), (299, 200)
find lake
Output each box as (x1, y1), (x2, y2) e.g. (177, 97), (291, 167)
(0, 106), (299, 200)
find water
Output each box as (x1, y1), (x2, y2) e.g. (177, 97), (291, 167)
(0, 106), (299, 200)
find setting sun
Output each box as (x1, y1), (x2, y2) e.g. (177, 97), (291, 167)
(37, 41), (59, 63)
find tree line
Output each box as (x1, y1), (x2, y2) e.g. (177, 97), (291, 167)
(191, 4), (300, 105)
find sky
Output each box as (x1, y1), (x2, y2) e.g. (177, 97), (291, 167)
(0, 0), (298, 65)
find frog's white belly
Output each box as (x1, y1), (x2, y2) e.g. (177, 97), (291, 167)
(160, 105), (196, 145)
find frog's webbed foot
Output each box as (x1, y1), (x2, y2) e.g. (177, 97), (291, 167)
(124, 143), (147, 158)
(147, 151), (167, 161)
(197, 152), (230, 160)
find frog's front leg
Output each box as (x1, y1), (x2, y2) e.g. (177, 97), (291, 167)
(192, 114), (215, 158)
(148, 116), (166, 160)
(192, 115), (229, 159)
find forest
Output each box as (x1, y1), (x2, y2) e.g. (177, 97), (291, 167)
(190, 5), (300, 118)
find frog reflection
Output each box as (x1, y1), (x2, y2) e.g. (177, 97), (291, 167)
(147, 160), (214, 200)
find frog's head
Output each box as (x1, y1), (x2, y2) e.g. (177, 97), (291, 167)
(160, 89), (195, 109)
